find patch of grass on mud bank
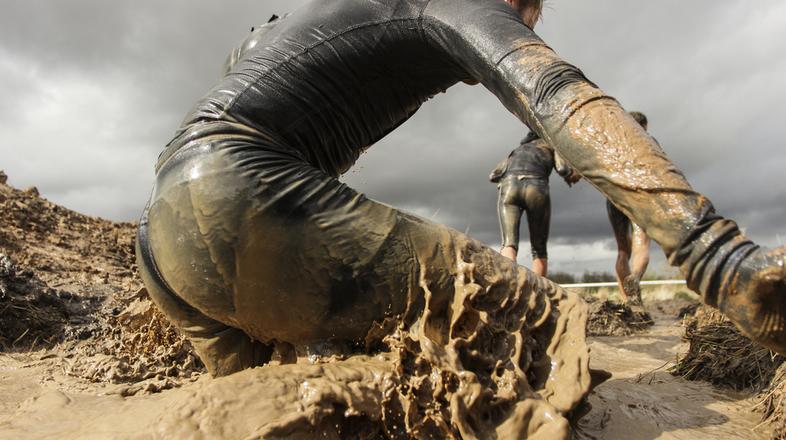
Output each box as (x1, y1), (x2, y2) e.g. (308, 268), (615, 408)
(672, 306), (785, 438)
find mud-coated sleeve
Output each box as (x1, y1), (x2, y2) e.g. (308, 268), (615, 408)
(420, 1), (786, 356)
(421, 0), (709, 256)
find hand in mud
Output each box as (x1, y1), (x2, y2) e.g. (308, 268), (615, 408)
(727, 245), (786, 355)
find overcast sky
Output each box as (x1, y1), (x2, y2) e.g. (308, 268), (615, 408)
(1, 1), (784, 275)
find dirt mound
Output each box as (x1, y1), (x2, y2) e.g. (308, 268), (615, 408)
(0, 176), (136, 289)
(675, 302), (699, 319)
(0, 253), (71, 349)
(648, 296), (699, 319)
(671, 306), (783, 391)
(0, 175), (203, 393)
(584, 296), (654, 336)
(672, 306), (785, 438)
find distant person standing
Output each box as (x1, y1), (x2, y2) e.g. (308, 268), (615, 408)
(490, 132), (579, 276)
(607, 111), (652, 304)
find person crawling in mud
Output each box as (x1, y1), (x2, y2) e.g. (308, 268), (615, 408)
(606, 111), (652, 306)
(490, 131), (579, 275)
(137, 0), (786, 419)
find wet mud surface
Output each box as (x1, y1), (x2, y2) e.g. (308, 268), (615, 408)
(0, 176), (780, 438)
(574, 307), (776, 439)
(2, 297), (777, 439)
(0, 178), (203, 395)
(584, 296), (654, 336)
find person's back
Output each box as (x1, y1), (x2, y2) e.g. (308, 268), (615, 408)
(161, 0), (485, 177)
(504, 139), (556, 180)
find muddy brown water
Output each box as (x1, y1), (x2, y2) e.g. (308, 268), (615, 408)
(0, 306), (772, 439)
(575, 308), (769, 440)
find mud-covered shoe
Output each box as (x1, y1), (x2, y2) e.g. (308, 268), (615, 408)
(723, 245), (786, 355)
(622, 274), (644, 307)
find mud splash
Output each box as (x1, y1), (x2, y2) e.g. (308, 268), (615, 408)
(147, 248), (592, 439)
(372, 259), (591, 438)
(1, 174), (593, 438)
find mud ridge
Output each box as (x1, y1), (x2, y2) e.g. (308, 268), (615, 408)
(0, 175), (204, 394)
(583, 296), (654, 336)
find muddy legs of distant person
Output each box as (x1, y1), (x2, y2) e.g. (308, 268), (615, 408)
(626, 223), (651, 303)
(501, 245), (518, 261)
(533, 257), (548, 277)
(499, 246), (547, 277)
(609, 201), (643, 304)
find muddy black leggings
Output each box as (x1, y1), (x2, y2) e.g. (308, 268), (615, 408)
(497, 176), (550, 259)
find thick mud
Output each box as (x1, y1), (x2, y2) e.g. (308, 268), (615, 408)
(0, 175), (779, 439)
(1, 298), (776, 439)
(574, 307), (775, 439)
(584, 296), (654, 337)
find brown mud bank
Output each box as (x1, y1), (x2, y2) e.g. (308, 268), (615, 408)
(584, 296), (653, 337)
(0, 175), (202, 394)
(1, 175), (593, 438)
(0, 175), (778, 439)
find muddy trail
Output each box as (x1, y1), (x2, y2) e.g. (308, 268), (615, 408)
(0, 174), (780, 439)
(573, 304), (774, 439)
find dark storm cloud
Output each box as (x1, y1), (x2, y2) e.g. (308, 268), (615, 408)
(0, 0), (308, 219)
(0, 0), (783, 273)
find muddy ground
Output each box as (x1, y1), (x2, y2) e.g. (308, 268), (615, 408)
(0, 175), (780, 439)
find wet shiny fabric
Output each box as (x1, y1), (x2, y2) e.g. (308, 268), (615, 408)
(140, 0), (783, 420)
(498, 139), (558, 181)
(138, 138), (592, 438)
(497, 176), (550, 258)
(492, 138), (564, 258)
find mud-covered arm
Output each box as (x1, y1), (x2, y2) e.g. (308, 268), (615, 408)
(423, 0), (786, 355)
(422, 0), (706, 255)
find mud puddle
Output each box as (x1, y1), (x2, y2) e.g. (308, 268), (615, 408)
(0, 308), (770, 439)
(575, 308), (770, 440)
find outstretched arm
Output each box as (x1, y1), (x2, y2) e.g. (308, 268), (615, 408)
(422, 0), (700, 253)
(423, 0), (786, 354)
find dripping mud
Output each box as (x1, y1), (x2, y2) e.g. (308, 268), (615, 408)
(0, 176), (780, 439)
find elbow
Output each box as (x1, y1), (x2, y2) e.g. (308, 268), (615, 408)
(499, 44), (614, 129)
(531, 61), (596, 109)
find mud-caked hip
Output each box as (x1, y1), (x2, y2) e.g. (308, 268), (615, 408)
(144, 139), (407, 348)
